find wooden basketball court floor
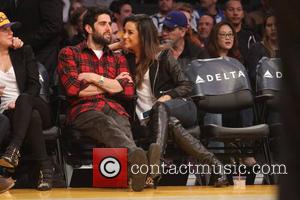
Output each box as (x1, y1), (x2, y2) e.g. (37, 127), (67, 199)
(0, 185), (277, 200)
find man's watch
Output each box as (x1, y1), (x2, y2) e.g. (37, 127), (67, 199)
(99, 75), (104, 85)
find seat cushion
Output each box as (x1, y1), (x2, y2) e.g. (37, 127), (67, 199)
(196, 90), (253, 113)
(203, 124), (269, 141)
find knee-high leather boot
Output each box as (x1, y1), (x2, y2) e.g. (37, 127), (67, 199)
(169, 117), (229, 187)
(149, 103), (169, 154)
(147, 103), (169, 182)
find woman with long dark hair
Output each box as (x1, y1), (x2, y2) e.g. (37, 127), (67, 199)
(246, 13), (279, 85)
(207, 21), (241, 60)
(121, 14), (228, 187)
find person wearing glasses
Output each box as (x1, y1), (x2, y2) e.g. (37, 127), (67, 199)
(207, 21), (257, 168)
(207, 21), (241, 60)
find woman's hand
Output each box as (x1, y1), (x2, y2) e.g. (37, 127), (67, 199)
(108, 41), (123, 51)
(11, 37), (24, 49)
(115, 72), (133, 83)
(157, 95), (172, 103)
(7, 101), (16, 109)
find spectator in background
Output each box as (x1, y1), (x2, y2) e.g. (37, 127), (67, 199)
(109, 0), (133, 33)
(224, 0), (258, 64)
(197, 14), (215, 48)
(69, 0), (84, 17)
(111, 22), (121, 43)
(245, 0), (273, 36)
(82, 0), (113, 7)
(207, 21), (240, 60)
(194, 0), (225, 25)
(151, 0), (175, 37)
(173, 2), (203, 48)
(161, 11), (207, 65)
(66, 0), (85, 39)
(173, 2), (197, 33)
(246, 13), (279, 87)
(0, 0), (63, 85)
(67, 7), (87, 46)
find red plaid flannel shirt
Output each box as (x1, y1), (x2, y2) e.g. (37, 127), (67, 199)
(57, 41), (134, 123)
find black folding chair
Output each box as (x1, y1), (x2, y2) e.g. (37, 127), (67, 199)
(185, 57), (273, 184)
(255, 57), (283, 176)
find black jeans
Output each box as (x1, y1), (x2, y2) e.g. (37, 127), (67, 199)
(0, 114), (10, 147)
(71, 106), (138, 154)
(3, 94), (52, 161)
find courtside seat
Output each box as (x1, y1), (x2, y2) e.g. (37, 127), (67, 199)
(185, 57), (273, 184)
(255, 58), (283, 184)
(61, 126), (106, 187)
(61, 127), (104, 167)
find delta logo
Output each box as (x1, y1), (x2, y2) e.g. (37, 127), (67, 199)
(195, 70), (246, 84)
(263, 70), (283, 79)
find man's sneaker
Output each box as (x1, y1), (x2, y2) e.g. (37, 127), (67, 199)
(128, 148), (148, 192)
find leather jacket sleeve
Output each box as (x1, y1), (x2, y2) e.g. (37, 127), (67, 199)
(163, 51), (193, 98)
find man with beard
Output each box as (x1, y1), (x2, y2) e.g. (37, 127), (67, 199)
(57, 7), (151, 192)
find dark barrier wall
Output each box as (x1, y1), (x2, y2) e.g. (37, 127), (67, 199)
(273, 1), (300, 200)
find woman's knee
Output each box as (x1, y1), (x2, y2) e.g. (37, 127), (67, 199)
(0, 114), (10, 142)
(16, 93), (34, 107)
(152, 102), (168, 113)
(0, 114), (10, 130)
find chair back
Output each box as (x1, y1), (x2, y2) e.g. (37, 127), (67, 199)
(256, 57), (282, 93)
(184, 57), (253, 113)
(256, 57), (282, 109)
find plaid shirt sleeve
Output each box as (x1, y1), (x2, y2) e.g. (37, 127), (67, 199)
(115, 53), (135, 98)
(57, 47), (89, 96)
